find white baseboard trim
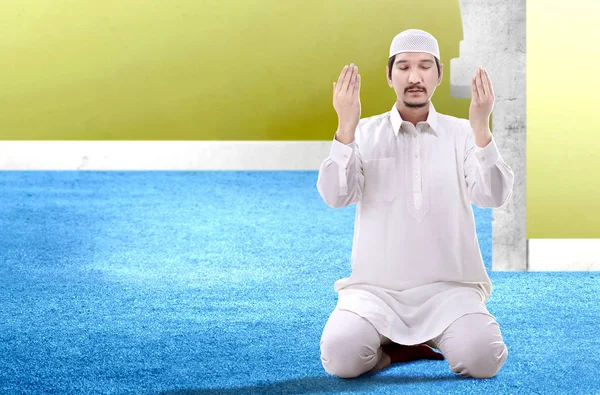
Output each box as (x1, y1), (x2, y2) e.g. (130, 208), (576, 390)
(528, 239), (600, 271)
(0, 141), (333, 170)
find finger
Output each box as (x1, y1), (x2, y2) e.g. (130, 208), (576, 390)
(471, 74), (479, 101)
(483, 68), (494, 98)
(354, 73), (361, 96)
(350, 66), (358, 94)
(477, 68), (487, 97)
(346, 64), (356, 93)
(336, 65), (349, 92)
(475, 68), (485, 99)
(336, 65), (349, 93)
(341, 64), (353, 93)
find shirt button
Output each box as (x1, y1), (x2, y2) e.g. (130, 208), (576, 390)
(481, 156), (485, 161)
(413, 135), (417, 139)
(414, 154), (419, 159)
(415, 174), (420, 178)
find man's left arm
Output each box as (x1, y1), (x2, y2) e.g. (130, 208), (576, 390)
(465, 67), (515, 208)
(464, 131), (514, 208)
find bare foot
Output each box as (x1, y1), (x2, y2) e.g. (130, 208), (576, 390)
(382, 342), (445, 364)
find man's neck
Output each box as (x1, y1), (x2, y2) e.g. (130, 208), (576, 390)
(396, 103), (429, 126)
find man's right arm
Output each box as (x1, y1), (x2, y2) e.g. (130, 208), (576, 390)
(317, 63), (363, 208)
(316, 131), (364, 208)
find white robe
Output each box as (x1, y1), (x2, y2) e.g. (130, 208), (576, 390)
(316, 102), (514, 345)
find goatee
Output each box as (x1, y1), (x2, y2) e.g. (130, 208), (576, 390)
(403, 100), (429, 108)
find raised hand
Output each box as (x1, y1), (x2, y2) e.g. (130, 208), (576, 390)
(333, 63), (361, 143)
(469, 67), (495, 146)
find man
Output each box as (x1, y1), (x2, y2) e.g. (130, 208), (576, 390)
(316, 29), (514, 379)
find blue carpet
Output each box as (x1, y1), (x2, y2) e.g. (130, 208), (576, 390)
(0, 171), (598, 395)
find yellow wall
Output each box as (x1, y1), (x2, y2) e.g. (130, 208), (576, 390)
(9, 1), (594, 239)
(0, 1), (466, 140)
(527, 0), (600, 238)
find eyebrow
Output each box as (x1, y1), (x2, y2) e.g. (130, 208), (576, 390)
(395, 59), (435, 66)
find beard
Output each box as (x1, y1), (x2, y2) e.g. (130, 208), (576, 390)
(403, 87), (429, 108)
(403, 98), (429, 108)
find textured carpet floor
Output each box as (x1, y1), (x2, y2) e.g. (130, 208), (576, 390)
(0, 171), (598, 395)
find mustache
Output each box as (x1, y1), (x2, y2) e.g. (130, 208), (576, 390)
(405, 86), (426, 92)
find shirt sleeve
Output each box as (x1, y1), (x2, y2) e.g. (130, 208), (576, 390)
(316, 134), (365, 208)
(464, 130), (514, 208)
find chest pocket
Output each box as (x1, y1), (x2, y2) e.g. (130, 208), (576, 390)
(362, 157), (397, 204)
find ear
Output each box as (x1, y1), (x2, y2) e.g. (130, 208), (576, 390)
(386, 65), (393, 87)
(437, 62), (444, 86)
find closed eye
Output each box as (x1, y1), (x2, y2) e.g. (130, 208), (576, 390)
(397, 65), (433, 71)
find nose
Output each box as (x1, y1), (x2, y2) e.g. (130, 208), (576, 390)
(408, 70), (421, 84)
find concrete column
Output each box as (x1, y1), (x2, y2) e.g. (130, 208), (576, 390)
(450, 0), (527, 270)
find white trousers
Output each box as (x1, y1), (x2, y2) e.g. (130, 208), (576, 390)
(320, 308), (508, 379)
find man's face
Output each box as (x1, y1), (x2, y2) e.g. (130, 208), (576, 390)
(386, 52), (443, 109)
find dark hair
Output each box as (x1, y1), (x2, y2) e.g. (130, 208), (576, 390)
(387, 54), (441, 80)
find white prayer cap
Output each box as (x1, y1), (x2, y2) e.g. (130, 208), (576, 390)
(389, 29), (440, 60)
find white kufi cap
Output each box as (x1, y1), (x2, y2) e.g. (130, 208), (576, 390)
(389, 29), (440, 60)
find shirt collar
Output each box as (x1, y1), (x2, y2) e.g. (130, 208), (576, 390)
(390, 101), (439, 137)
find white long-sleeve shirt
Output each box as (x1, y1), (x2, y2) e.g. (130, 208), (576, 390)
(316, 102), (514, 345)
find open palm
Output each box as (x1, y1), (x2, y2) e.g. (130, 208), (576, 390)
(469, 67), (495, 133)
